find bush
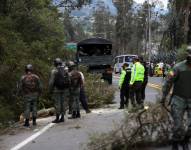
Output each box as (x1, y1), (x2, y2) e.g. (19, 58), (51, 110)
(0, 103), (15, 129)
(176, 44), (188, 62)
(0, 0), (69, 127)
(80, 66), (115, 108)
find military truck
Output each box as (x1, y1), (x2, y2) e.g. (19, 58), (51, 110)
(76, 37), (113, 84)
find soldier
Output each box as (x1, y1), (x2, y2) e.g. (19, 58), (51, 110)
(118, 63), (131, 109)
(161, 47), (191, 150)
(129, 56), (145, 109)
(79, 71), (91, 113)
(49, 58), (70, 123)
(18, 64), (42, 127)
(67, 61), (82, 119)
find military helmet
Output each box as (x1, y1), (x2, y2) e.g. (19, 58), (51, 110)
(187, 45), (191, 55)
(66, 61), (75, 67)
(54, 58), (62, 67)
(25, 64), (33, 72)
(187, 45), (191, 63)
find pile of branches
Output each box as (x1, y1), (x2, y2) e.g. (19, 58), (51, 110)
(86, 103), (173, 150)
(80, 66), (115, 108)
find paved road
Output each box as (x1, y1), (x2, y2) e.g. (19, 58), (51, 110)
(0, 76), (168, 150)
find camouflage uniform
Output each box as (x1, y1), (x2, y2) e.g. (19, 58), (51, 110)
(69, 69), (82, 118)
(19, 73), (42, 122)
(162, 60), (191, 144)
(49, 67), (70, 121)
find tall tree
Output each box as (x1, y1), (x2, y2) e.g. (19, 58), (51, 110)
(0, 0), (67, 121)
(92, 1), (115, 40)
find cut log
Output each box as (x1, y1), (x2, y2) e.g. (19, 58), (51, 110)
(19, 107), (55, 123)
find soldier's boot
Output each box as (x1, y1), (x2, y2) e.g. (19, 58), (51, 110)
(52, 114), (60, 123)
(23, 119), (30, 127)
(68, 109), (72, 115)
(33, 117), (37, 126)
(76, 111), (81, 118)
(59, 114), (64, 122)
(172, 142), (179, 150)
(118, 106), (124, 109)
(138, 103), (144, 110)
(181, 136), (190, 150)
(85, 109), (91, 113)
(68, 111), (76, 119)
(131, 102), (136, 108)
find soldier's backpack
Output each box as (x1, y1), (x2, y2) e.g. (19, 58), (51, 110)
(70, 70), (82, 88)
(22, 74), (39, 94)
(54, 66), (70, 90)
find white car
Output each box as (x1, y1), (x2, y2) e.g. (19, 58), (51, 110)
(113, 54), (137, 74)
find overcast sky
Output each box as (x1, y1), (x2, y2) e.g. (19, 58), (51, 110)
(71, 0), (168, 17)
(134, 0), (168, 9)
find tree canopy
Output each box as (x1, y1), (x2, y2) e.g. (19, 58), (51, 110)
(0, 0), (67, 124)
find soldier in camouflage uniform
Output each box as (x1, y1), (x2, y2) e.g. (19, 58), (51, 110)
(161, 47), (191, 150)
(67, 61), (82, 119)
(49, 58), (70, 123)
(18, 64), (42, 127)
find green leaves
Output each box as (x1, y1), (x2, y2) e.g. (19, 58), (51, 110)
(0, 0), (68, 125)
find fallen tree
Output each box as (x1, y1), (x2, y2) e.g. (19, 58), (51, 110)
(19, 107), (55, 124)
(86, 102), (174, 150)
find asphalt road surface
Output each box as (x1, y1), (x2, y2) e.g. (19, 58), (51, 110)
(0, 76), (173, 150)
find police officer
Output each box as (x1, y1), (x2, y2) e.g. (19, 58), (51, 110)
(118, 63), (131, 109)
(18, 64), (42, 127)
(67, 61), (82, 119)
(129, 56), (145, 109)
(49, 58), (70, 123)
(139, 56), (148, 104)
(161, 47), (191, 150)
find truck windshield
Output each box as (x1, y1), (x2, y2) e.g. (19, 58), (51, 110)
(78, 44), (111, 56)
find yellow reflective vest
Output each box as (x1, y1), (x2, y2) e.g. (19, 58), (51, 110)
(130, 62), (145, 85)
(119, 70), (126, 88)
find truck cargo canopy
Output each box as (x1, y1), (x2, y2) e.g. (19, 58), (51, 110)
(77, 37), (112, 46)
(77, 38), (112, 56)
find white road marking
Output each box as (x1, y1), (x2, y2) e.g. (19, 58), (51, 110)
(10, 123), (55, 150)
(147, 83), (162, 90)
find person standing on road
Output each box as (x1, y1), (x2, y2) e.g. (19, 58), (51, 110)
(162, 63), (166, 79)
(139, 56), (148, 105)
(118, 63), (131, 109)
(161, 47), (191, 150)
(67, 61), (82, 119)
(18, 64), (42, 127)
(129, 56), (145, 109)
(49, 58), (70, 123)
(79, 71), (91, 113)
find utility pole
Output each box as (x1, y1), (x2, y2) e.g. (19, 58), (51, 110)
(148, 0), (151, 62)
